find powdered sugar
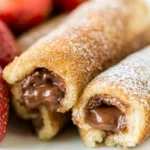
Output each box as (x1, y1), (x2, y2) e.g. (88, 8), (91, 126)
(28, 0), (149, 82)
(99, 46), (150, 108)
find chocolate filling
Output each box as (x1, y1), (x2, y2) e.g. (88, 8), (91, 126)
(21, 68), (65, 111)
(85, 95), (126, 133)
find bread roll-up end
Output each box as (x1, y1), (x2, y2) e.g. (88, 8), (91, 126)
(11, 83), (69, 140)
(73, 47), (150, 147)
(73, 76), (150, 147)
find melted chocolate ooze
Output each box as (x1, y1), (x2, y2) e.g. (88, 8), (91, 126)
(85, 95), (126, 133)
(21, 68), (65, 111)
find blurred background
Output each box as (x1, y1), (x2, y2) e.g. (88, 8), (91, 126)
(0, 0), (88, 34)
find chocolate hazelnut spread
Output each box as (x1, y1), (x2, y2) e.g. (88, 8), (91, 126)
(85, 95), (126, 133)
(21, 68), (65, 111)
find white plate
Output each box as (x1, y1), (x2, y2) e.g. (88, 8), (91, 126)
(1, 115), (150, 150)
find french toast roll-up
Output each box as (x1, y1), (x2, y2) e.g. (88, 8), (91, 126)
(73, 46), (150, 148)
(3, 0), (150, 140)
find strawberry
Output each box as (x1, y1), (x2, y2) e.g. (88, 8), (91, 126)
(0, 66), (9, 141)
(0, 0), (52, 33)
(53, 0), (88, 12)
(0, 20), (16, 67)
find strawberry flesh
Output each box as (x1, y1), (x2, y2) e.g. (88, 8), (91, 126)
(0, 20), (17, 67)
(0, 66), (8, 141)
(0, 0), (52, 33)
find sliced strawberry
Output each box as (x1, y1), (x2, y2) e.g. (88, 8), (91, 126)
(53, 0), (88, 12)
(0, 66), (9, 141)
(0, 20), (17, 67)
(0, 0), (52, 33)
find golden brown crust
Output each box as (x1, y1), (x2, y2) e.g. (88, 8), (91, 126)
(4, 0), (150, 114)
(17, 14), (68, 54)
(73, 46), (150, 147)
